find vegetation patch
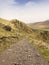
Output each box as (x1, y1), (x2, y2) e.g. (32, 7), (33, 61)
(29, 38), (49, 62)
(3, 25), (12, 31)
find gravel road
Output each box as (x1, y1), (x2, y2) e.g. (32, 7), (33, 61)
(0, 38), (49, 65)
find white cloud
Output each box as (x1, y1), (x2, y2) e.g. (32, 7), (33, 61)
(25, 1), (36, 7)
(0, 0), (49, 23)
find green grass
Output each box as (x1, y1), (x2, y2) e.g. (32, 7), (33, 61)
(0, 18), (33, 52)
(35, 45), (49, 62)
(29, 38), (49, 62)
(0, 36), (23, 52)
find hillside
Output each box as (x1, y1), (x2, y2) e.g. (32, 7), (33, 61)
(0, 18), (33, 36)
(10, 19), (33, 33)
(0, 18), (9, 25)
(29, 20), (49, 30)
(0, 18), (33, 51)
(28, 20), (49, 62)
(0, 18), (49, 63)
(29, 19), (49, 43)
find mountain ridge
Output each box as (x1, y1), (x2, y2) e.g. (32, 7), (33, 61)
(29, 20), (49, 29)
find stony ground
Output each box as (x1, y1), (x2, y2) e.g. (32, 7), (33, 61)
(0, 38), (49, 65)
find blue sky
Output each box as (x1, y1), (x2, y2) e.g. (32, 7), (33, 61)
(14, 0), (49, 4)
(0, 0), (49, 23)
(15, 0), (30, 4)
(14, 0), (49, 5)
(14, 0), (39, 4)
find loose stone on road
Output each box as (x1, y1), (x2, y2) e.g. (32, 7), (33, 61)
(0, 38), (49, 65)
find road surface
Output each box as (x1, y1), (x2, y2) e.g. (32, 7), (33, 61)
(0, 38), (49, 65)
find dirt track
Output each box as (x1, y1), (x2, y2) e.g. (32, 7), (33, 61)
(0, 38), (49, 65)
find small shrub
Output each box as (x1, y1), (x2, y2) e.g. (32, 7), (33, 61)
(40, 31), (48, 40)
(3, 25), (12, 31)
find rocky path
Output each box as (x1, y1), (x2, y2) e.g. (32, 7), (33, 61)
(0, 38), (49, 65)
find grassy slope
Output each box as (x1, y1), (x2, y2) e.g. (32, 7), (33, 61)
(0, 18), (33, 51)
(0, 18), (49, 62)
(29, 20), (49, 62)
